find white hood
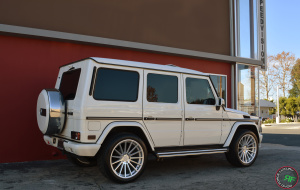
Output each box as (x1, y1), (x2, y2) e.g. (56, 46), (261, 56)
(225, 108), (250, 116)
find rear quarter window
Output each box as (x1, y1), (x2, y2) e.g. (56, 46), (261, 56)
(59, 69), (81, 100)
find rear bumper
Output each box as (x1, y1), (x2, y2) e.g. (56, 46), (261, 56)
(43, 135), (100, 157)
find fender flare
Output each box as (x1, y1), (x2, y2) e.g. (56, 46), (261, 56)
(96, 121), (155, 151)
(223, 122), (260, 147)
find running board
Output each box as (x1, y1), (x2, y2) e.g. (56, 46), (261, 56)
(156, 148), (228, 158)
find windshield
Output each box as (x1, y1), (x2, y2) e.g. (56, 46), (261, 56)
(59, 69), (81, 100)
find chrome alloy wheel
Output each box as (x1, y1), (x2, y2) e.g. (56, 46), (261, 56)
(238, 134), (257, 164)
(110, 139), (144, 179)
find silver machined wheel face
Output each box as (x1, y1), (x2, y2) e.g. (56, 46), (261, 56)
(110, 139), (144, 179)
(238, 134), (257, 164)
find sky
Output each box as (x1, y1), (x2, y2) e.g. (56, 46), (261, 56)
(265, 0), (300, 99)
(266, 0), (300, 59)
(237, 0), (300, 100)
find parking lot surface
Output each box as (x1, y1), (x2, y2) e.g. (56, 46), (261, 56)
(1, 125), (299, 190)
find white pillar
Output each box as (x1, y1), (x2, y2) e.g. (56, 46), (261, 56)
(276, 86), (280, 124)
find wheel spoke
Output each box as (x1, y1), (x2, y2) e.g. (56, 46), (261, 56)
(128, 145), (138, 155)
(127, 163), (132, 175)
(131, 157), (143, 159)
(124, 141), (127, 154)
(114, 149), (122, 156)
(119, 144), (124, 154)
(246, 136), (251, 144)
(126, 141), (132, 152)
(130, 150), (142, 156)
(124, 163), (127, 177)
(112, 159), (121, 165)
(114, 162), (122, 171)
(112, 155), (122, 158)
(129, 162), (138, 171)
(130, 160), (142, 166)
(119, 163), (124, 176)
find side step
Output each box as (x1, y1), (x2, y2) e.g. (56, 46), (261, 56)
(156, 148), (228, 158)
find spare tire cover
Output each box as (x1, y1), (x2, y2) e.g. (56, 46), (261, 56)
(36, 89), (65, 135)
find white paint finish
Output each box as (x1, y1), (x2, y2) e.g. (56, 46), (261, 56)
(96, 121), (155, 151)
(91, 57), (208, 76)
(36, 90), (49, 134)
(88, 121), (101, 131)
(225, 108), (249, 116)
(143, 70), (183, 147)
(223, 122), (260, 147)
(84, 63), (143, 120)
(220, 112), (234, 144)
(183, 74), (222, 145)
(44, 135), (100, 156)
(63, 141), (100, 156)
(54, 60), (92, 139)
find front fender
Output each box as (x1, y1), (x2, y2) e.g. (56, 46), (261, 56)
(223, 122), (261, 147)
(96, 121), (155, 151)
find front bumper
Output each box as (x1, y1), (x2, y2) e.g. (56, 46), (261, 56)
(259, 133), (263, 147)
(43, 135), (100, 157)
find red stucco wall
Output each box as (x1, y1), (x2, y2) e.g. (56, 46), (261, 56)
(0, 35), (232, 163)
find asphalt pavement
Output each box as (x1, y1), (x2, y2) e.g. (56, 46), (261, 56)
(0, 123), (299, 190)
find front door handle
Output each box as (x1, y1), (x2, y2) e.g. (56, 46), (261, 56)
(185, 117), (195, 121)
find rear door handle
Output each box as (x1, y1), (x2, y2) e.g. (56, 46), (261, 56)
(144, 116), (155, 120)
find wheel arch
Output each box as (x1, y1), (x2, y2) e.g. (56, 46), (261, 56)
(96, 121), (155, 153)
(223, 122), (260, 147)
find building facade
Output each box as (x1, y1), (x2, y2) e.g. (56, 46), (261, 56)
(0, 0), (266, 163)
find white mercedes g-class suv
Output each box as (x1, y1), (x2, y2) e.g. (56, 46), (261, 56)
(37, 57), (262, 183)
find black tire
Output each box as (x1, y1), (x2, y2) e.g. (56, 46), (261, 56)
(98, 133), (148, 183)
(225, 129), (259, 167)
(66, 153), (97, 167)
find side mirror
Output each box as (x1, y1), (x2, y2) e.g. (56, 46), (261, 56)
(216, 97), (225, 111)
(219, 98), (225, 107)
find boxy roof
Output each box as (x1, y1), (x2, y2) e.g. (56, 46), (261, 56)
(90, 57), (208, 76)
(260, 99), (276, 108)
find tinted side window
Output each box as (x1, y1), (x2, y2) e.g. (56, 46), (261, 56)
(147, 73), (178, 103)
(59, 69), (81, 100)
(186, 78), (215, 105)
(93, 68), (139, 102)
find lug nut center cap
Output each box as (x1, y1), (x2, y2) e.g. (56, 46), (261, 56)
(122, 155), (130, 162)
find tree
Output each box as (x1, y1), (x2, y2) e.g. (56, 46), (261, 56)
(269, 51), (296, 97)
(147, 86), (158, 102)
(259, 57), (276, 99)
(279, 97), (287, 117)
(289, 83), (300, 98)
(286, 97), (297, 120)
(289, 59), (300, 97)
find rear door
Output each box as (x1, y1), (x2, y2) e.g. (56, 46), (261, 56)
(183, 74), (222, 145)
(143, 70), (183, 147)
